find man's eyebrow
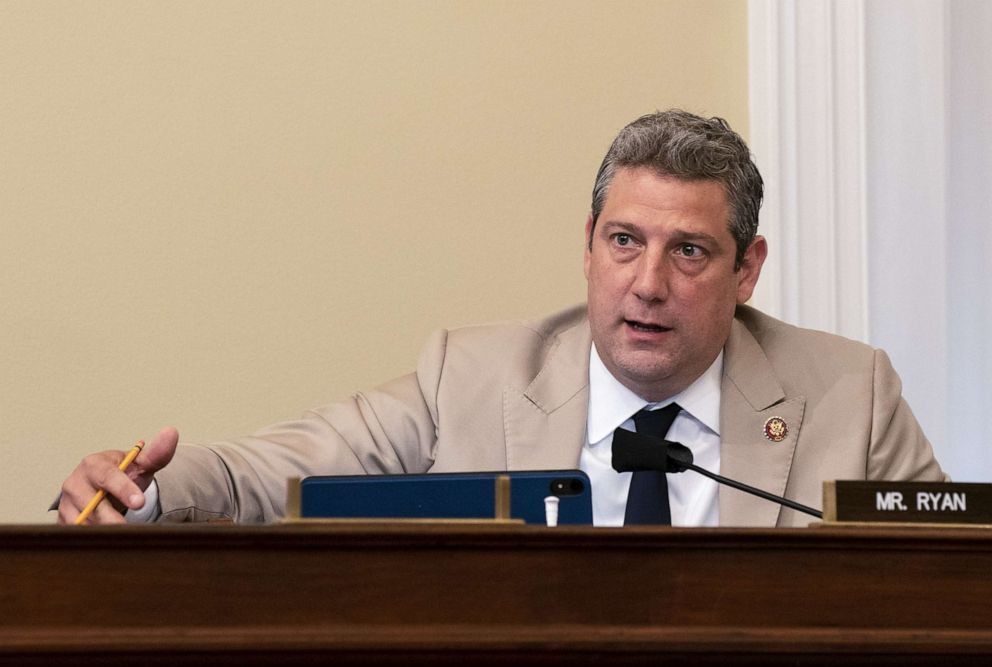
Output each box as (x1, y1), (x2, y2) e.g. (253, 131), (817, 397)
(597, 220), (639, 234)
(671, 230), (721, 244)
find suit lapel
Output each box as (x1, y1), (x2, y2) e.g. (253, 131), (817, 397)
(503, 320), (591, 470)
(719, 317), (806, 526)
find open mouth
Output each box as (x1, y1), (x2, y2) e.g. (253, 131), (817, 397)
(625, 319), (671, 333)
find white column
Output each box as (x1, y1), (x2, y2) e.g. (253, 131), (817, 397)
(748, 0), (869, 342)
(863, 0), (950, 473)
(944, 0), (992, 479)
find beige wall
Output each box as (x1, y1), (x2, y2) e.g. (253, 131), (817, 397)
(0, 0), (747, 522)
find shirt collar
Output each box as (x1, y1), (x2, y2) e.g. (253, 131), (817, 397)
(587, 344), (723, 444)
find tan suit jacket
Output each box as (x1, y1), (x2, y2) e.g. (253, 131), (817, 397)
(156, 304), (946, 526)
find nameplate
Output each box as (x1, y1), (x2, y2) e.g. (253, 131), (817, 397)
(823, 481), (992, 525)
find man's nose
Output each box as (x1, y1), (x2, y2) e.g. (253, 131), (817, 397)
(630, 251), (669, 302)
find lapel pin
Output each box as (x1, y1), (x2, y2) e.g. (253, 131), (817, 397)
(763, 416), (788, 442)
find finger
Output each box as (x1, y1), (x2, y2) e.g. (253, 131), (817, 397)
(87, 495), (128, 525)
(58, 459), (109, 520)
(57, 466), (99, 524)
(66, 499), (127, 526)
(74, 451), (145, 512)
(95, 458), (146, 511)
(57, 494), (80, 525)
(129, 427), (179, 488)
(58, 487), (104, 522)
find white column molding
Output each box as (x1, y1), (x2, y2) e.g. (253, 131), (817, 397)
(747, 0), (869, 342)
(863, 0), (951, 473)
(746, 0), (785, 321)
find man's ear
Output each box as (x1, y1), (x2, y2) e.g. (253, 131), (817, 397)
(735, 235), (767, 304)
(583, 213), (594, 280)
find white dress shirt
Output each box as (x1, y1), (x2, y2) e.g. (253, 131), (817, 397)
(580, 344), (722, 527)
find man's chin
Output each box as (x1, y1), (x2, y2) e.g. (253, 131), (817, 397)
(611, 358), (679, 391)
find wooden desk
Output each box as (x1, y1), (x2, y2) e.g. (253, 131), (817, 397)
(2, 524), (991, 664)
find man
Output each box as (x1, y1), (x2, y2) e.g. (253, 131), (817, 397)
(57, 110), (946, 527)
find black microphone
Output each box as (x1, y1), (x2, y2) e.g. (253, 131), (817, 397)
(611, 429), (823, 519)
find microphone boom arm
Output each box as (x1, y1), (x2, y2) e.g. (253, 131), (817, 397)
(680, 461), (823, 519)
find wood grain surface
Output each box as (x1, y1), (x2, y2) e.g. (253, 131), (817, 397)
(2, 524), (990, 665)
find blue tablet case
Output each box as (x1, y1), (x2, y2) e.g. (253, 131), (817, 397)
(298, 470), (593, 525)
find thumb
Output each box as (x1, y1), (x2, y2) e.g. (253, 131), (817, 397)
(129, 426), (179, 490)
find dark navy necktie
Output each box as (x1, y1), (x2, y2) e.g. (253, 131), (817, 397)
(620, 402), (682, 525)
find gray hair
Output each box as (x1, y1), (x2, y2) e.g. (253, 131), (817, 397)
(590, 109), (763, 268)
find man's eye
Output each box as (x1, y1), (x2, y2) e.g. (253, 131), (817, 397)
(677, 244), (703, 257)
(613, 233), (632, 246)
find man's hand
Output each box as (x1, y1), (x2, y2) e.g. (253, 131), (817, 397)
(57, 427), (179, 525)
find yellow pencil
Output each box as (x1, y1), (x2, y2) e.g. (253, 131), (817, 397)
(74, 440), (145, 525)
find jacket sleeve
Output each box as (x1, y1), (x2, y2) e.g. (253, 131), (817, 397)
(154, 329), (449, 523)
(866, 348), (949, 482)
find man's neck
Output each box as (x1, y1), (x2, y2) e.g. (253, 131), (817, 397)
(586, 345), (724, 445)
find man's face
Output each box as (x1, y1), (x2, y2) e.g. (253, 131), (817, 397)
(584, 167), (766, 401)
